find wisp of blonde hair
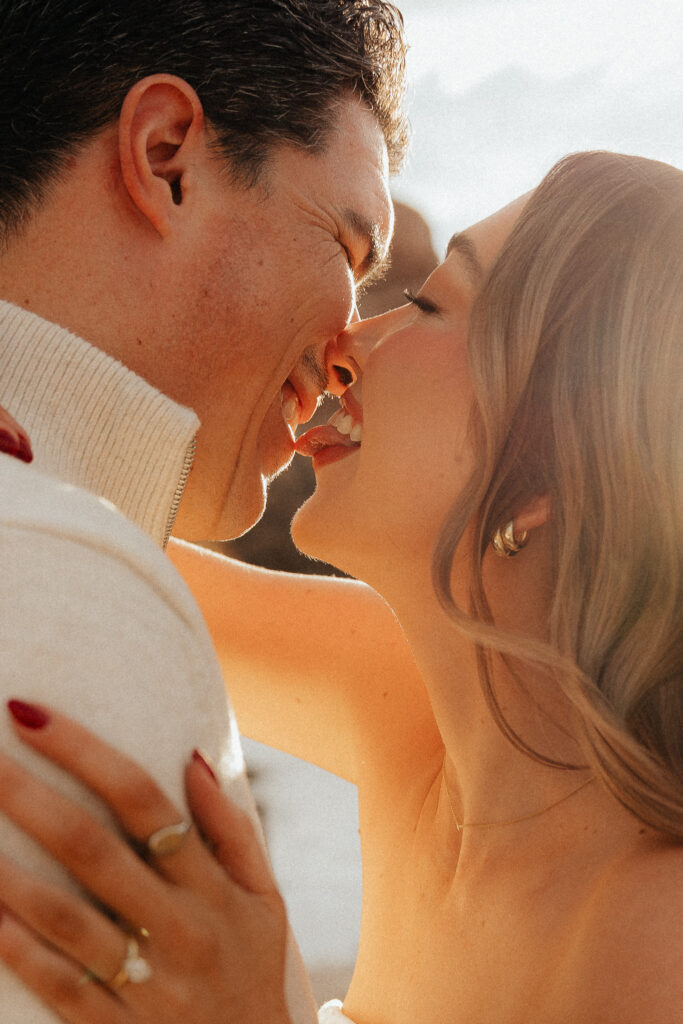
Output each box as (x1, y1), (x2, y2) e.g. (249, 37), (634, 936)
(433, 152), (683, 839)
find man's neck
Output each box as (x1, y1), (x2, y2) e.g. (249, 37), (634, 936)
(0, 299), (199, 546)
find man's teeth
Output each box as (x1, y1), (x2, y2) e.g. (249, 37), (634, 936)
(330, 409), (363, 444)
(281, 395), (298, 426)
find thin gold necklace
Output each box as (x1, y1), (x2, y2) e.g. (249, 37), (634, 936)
(442, 769), (594, 832)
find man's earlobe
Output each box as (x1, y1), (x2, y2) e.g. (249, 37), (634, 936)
(118, 74), (205, 237)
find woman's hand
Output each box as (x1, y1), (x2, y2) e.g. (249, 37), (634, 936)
(0, 700), (292, 1023)
(0, 405), (32, 462)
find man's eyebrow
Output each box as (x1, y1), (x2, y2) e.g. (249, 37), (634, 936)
(340, 207), (389, 286)
(446, 231), (483, 286)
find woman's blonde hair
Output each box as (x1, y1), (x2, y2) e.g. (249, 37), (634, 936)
(434, 152), (683, 839)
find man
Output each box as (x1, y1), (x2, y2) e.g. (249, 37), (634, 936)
(0, 1), (407, 1019)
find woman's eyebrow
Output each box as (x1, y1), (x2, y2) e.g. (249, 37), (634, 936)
(446, 231), (483, 286)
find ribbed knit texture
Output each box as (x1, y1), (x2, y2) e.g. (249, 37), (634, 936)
(0, 299), (199, 545)
(0, 303), (320, 1023)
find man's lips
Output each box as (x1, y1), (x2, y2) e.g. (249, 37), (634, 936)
(284, 362), (327, 426)
(281, 381), (300, 431)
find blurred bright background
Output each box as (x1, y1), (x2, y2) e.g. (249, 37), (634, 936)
(395, 0), (683, 254)
(239, 0), (683, 1006)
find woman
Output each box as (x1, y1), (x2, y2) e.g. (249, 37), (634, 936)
(0, 150), (680, 1023)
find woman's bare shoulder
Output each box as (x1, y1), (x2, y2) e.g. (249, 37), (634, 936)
(567, 836), (683, 1022)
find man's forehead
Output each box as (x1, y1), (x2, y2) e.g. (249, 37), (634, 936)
(287, 94), (393, 281)
(339, 111), (393, 263)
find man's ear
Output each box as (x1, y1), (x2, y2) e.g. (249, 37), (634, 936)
(514, 493), (551, 534)
(118, 74), (205, 237)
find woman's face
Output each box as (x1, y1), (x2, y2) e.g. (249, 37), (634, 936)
(292, 195), (528, 588)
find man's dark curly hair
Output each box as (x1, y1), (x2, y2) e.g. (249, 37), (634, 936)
(0, 0), (408, 237)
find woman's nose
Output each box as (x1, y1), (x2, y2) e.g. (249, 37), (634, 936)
(324, 314), (381, 396)
(324, 336), (357, 395)
(324, 305), (360, 395)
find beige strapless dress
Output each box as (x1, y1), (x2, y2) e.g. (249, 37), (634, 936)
(318, 999), (355, 1022)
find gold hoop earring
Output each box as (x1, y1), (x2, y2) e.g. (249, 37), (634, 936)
(492, 520), (528, 557)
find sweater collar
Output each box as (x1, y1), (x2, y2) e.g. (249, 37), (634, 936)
(0, 300), (199, 547)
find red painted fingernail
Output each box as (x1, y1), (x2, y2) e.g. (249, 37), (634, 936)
(0, 429), (20, 457)
(192, 749), (218, 783)
(7, 700), (50, 730)
(17, 435), (33, 463)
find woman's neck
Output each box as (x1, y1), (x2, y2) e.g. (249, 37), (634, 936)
(389, 585), (595, 853)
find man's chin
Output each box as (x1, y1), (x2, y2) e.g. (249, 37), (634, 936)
(172, 479), (267, 543)
(171, 434), (295, 543)
(216, 485), (269, 542)
(267, 449), (296, 482)
(218, 453), (296, 541)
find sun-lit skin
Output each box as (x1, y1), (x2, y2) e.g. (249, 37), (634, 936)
(292, 196), (528, 598)
(282, 194), (677, 1022)
(166, 96), (394, 539)
(0, 174), (678, 1020)
(0, 87), (393, 540)
(163, 188), (683, 1024)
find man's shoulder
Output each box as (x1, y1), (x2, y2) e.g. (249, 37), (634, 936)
(0, 451), (238, 761)
(1, 450), (152, 549)
(0, 455), (248, 924)
(0, 454), (204, 632)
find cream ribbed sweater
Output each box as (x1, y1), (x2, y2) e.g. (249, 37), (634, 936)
(0, 299), (199, 546)
(0, 300), (318, 1023)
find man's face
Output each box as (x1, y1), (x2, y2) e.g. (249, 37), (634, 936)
(168, 96), (393, 540)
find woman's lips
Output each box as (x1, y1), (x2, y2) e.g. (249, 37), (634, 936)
(310, 444), (358, 469)
(294, 424), (359, 457)
(294, 396), (363, 468)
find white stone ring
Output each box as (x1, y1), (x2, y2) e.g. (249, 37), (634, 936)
(110, 937), (153, 989)
(146, 820), (192, 857)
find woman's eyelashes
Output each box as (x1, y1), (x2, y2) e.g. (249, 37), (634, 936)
(404, 288), (440, 315)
